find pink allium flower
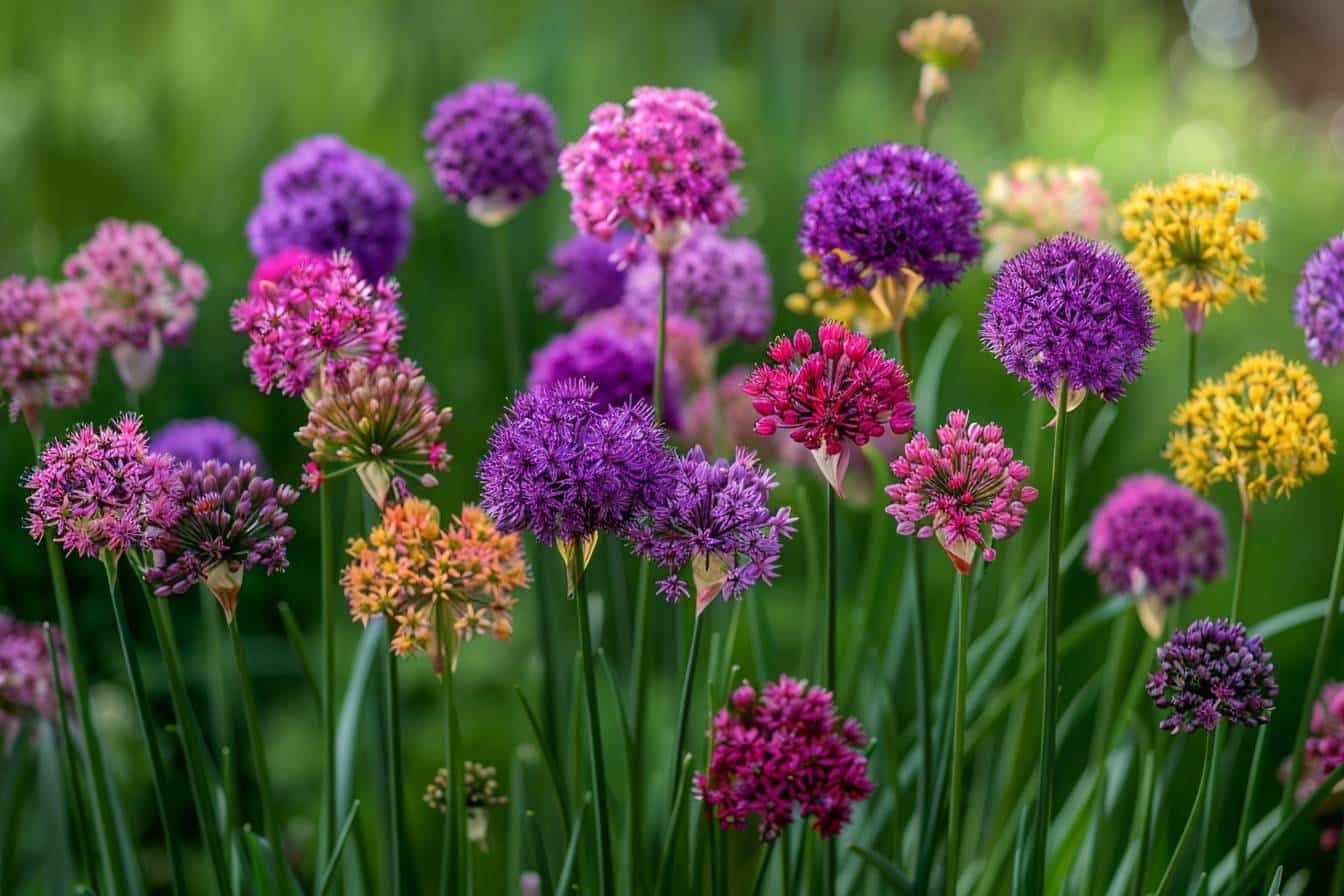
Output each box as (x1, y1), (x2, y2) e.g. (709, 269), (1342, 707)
(885, 410), (1037, 574)
(742, 321), (915, 495)
(1282, 681), (1344, 849)
(23, 414), (184, 560)
(695, 676), (874, 841)
(247, 246), (328, 298)
(0, 612), (74, 753)
(0, 276), (98, 426)
(230, 250), (403, 400)
(559, 87), (743, 259)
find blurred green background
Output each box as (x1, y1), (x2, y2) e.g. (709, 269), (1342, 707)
(4, 0), (1344, 892)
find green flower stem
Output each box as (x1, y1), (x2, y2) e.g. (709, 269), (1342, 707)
(43, 622), (93, 885)
(383, 637), (405, 896)
(227, 618), (284, 880)
(1234, 726), (1269, 873)
(1154, 733), (1215, 896)
(436, 619), (466, 896)
(750, 839), (777, 896)
(652, 255), (670, 425)
(910, 539), (933, 873)
(319, 478), (337, 863)
(946, 572), (969, 896)
(1331, 832), (1344, 896)
(1186, 328), (1199, 402)
(670, 610), (705, 804)
(574, 562), (615, 896)
(825, 487), (838, 690)
(491, 224), (524, 387)
(628, 557), (652, 880)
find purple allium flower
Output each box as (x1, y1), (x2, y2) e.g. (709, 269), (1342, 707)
(981, 233), (1155, 405)
(230, 250), (404, 399)
(144, 461), (299, 621)
(247, 135), (415, 280)
(885, 410), (1037, 575)
(694, 675), (874, 841)
(1295, 233), (1344, 366)
(623, 224), (774, 345)
(1146, 618), (1277, 734)
(0, 612), (73, 752)
(527, 309), (684, 431)
(559, 87), (744, 258)
(423, 81), (559, 225)
(62, 220), (208, 394)
(24, 414), (184, 560)
(150, 418), (264, 470)
(0, 276), (98, 425)
(534, 232), (634, 321)
(477, 379), (677, 551)
(626, 446), (797, 612)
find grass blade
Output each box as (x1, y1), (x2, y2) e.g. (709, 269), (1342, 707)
(516, 687), (572, 835)
(849, 843), (915, 894)
(317, 799), (361, 896)
(554, 793), (592, 895)
(276, 602), (321, 714)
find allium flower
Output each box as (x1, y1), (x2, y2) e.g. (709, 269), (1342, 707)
(248, 135), (415, 280)
(534, 232), (634, 321)
(1121, 174), (1265, 332)
(981, 233), (1154, 411)
(230, 250), (404, 399)
(1146, 618), (1277, 734)
(247, 246), (327, 298)
(150, 418), (264, 470)
(598, 306), (714, 394)
(1294, 232), (1344, 366)
(295, 360), (452, 508)
(1086, 474), (1225, 637)
(799, 144), (980, 331)
(623, 225), (774, 345)
(0, 612), (73, 752)
(62, 219), (208, 394)
(144, 461), (298, 621)
(626, 447), (796, 613)
(425, 761), (508, 852)
(885, 410), (1037, 575)
(24, 414), (183, 560)
(343, 498), (526, 670)
(743, 322), (915, 495)
(423, 81), (559, 226)
(785, 255), (927, 337)
(982, 160), (1116, 272)
(1166, 351), (1333, 517)
(695, 676), (874, 841)
(1282, 682), (1344, 849)
(898, 12), (982, 126)
(0, 276), (98, 426)
(559, 87), (743, 258)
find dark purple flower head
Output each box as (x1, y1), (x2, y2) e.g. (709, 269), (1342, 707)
(534, 232), (635, 321)
(423, 81), (559, 224)
(24, 414), (184, 560)
(1295, 233), (1344, 366)
(248, 135), (414, 280)
(0, 612), (73, 752)
(477, 379), (677, 550)
(982, 233), (1155, 403)
(623, 225), (774, 345)
(695, 675), (874, 841)
(151, 418), (264, 470)
(0, 276), (98, 425)
(1146, 618), (1277, 734)
(626, 446), (796, 612)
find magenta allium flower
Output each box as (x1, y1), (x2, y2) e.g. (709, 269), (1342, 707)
(1295, 232), (1344, 366)
(150, 418), (264, 470)
(559, 87), (744, 258)
(534, 232), (635, 321)
(1147, 618), (1277, 734)
(885, 410), (1037, 575)
(62, 219), (208, 394)
(0, 612), (73, 752)
(743, 322), (915, 495)
(695, 676), (874, 841)
(248, 135), (414, 280)
(1283, 681), (1344, 848)
(423, 81), (559, 225)
(0, 276), (98, 426)
(230, 250), (404, 399)
(623, 224), (774, 346)
(24, 414), (184, 560)
(247, 246), (328, 298)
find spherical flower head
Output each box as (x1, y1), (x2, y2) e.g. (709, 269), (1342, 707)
(248, 135), (415, 280)
(247, 246), (328, 298)
(427, 761), (508, 851)
(230, 250), (404, 399)
(558, 87), (744, 257)
(423, 81), (559, 225)
(62, 219), (208, 394)
(1121, 173), (1265, 332)
(296, 359), (453, 508)
(24, 414), (184, 560)
(1283, 682), (1344, 847)
(982, 160), (1116, 273)
(694, 675), (873, 841)
(885, 410), (1037, 575)
(899, 11), (981, 69)
(785, 255), (927, 337)
(0, 612), (73, 753)
(982, 233), (1154, 407)
(623, 225), (774, 346)
(0, 276), (98, 425)
(1166, 351), (1334, 517)
(743, 321), (915, 496)
(534, 232), (635, 321)
(1295, 232), (1344, 366)
(144, 460), (298, 621)
(151, 418), (264, 470)
(626, 446), (797, 613)
(1146, 618), (1277, 734)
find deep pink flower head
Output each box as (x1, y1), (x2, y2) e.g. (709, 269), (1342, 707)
(0, 612), (73, 752)
(695, 675), (874, 841)
(247, 247), (331, 298)
(742, 321), (914, 495)
(559, 87), (743, 259)
(885, 410), (1037, 574)
(23, 414), (184, 559)
(1282, 681), (1344, 848)
(230, 250), (404, 399)
(0, 276), (98, 426)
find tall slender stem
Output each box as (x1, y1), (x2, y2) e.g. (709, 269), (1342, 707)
(910, 539), (933, 875)
(574, 561), (615, 896)
(228, 619), (284, 871)
(1186, 328), (1199, 402)
(43, 623), (93, 884)
(383, 638), (405, 896)
(628, 557), (652, 881)
(670, 611), (705, 793)
(492, 225), (524, 387)
(1234, 726), (1268, 873)
(750, 840), (777, 896)
(825, 488), (838, 690)
(319, 479), (337, 863)
(652, 256), (670, 424)
(946, 573), (968, 896)
(437, 619), (466, 896)
(1331, 830), (1344, 896)
(1154, 734), (1214, 896)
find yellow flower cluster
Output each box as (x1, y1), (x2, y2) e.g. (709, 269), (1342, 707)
(1166, 351), (1333, 513)
(785, 256), (926, 337)
(1120, 173), (1266, 329)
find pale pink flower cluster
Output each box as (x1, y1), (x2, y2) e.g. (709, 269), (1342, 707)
(982, 160), (1115, 272)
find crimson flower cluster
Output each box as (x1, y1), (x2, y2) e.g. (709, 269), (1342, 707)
(0, 276), (98, 424)
(0, 612), (73, 752)
(1146, 618), (1277, 734)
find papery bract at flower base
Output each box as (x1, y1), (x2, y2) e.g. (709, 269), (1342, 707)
(1147, 617), (1277, 734)
(0, 276), (98, 427)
